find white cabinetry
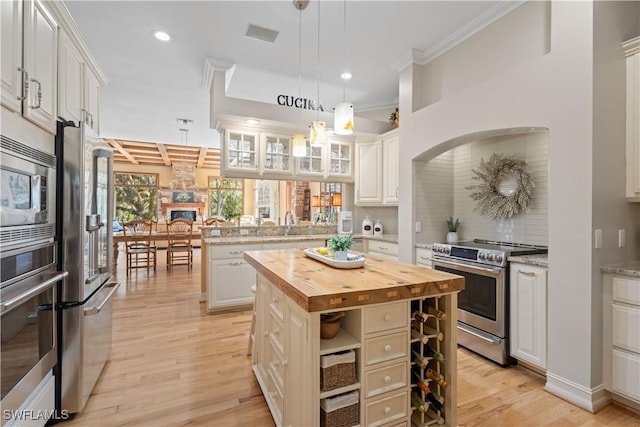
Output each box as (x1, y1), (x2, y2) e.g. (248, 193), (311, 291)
(355, 129), (400, 206)
(415, 247), (433, 269)
(624, 37), (640, 202)
(366, 240), (399, 262)
(355, 139), (383, 205)
(260, 132), (293, 176)
(509, 263), (547, 370)
(223, 129), (260, 176)
(1, 0), (58, 134)
(603, 274), (640, 405)
(383, 132), (399, 205)
(207, 244), (261, 312)
(58, 30), (84, 124)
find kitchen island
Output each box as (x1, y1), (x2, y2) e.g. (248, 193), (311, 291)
(244, 248), (464, 427)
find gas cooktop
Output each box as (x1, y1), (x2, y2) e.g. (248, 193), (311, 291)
(432, 239), (547, 267)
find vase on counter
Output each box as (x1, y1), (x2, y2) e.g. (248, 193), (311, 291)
(334, 250), (348, 261)
(446, 232), (458, 243)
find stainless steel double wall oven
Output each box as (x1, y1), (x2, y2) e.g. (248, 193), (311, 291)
(0, 135), (67, 425)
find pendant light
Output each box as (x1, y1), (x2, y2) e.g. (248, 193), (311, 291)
(334, 0), (354, 135)
(292, 1), (307, 157)
(309, 0), (327, 147)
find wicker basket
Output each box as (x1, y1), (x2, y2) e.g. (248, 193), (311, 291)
(320, 351), (356, 391)
(320, 390), (359, 427)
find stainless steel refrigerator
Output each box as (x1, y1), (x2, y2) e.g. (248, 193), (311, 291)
(55, 120), (119, 415)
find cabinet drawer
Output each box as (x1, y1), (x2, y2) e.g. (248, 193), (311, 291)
(268, 309), (285, 354)
(267, 337), (286, 391)
(268, 285), (285, 320)
(365, 391), (408, 427)
(364, 360), (408, 399)
(613, 276), (640, 306)
(612, 304), (640, 353)
(612, 348), (640, 402)
(266, 368), (284, 425)
(368, 241), (398, 256)
(209, 244), (262, 259)
(364, 331), (408, 366)
(415, 248), (433, 268)
(364, 302), (408, 335)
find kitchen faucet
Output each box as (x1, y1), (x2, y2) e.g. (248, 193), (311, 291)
(284, 211), (294, 235)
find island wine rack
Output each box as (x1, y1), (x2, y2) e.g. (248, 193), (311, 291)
(409, 296), (455, 426)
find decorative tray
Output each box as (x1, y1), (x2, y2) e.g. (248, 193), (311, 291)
(303, 248), (366, 269)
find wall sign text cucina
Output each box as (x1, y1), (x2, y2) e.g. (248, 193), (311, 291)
(277, 95), (324, 111)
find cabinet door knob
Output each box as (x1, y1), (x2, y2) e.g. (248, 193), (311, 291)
(384, 345), (392, 352)
(384, 407), (391, 415)
(384, 314), (392, 321)
(384, 375), (391, 383)
(282, 360), (288, 367)
(17, 67), (28, 101)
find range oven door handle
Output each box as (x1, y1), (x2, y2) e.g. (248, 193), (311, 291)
(0, 271), (68, 314)
(84, 281), (120, 316)
(432, 257), (503, 277)
(458, 324), (501, 344)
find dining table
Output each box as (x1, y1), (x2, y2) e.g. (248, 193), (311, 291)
(112, 230), (202, 273)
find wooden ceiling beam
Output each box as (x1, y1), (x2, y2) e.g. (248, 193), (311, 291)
(106, 138), (139, 165)
(156, 143), (172, 166)
(197, 148), (208, 168)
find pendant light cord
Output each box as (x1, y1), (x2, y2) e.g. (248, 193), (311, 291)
(342, 0), (347, 102)
(297, 7), (302, 133)
(316, 0), (321, 120)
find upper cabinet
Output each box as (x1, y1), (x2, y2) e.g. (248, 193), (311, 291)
(221, 125), (354, 182)
(223, 129), (259, 175)
(2, 0), (58, 134)
(355, 129), (399, 206)
(624, 37), (640, 202)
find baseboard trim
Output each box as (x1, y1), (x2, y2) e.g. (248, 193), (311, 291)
(199, 293), (206, 303)
(544, 372), (611, 413)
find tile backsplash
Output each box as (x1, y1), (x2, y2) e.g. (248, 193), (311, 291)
(415, 132), (549, 246)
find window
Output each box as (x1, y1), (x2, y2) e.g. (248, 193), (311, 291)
(114, 173), (158, 222)
(208, 178), (243, 220)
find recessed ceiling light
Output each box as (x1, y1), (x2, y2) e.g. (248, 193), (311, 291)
(340, 72), (353, 80)
(246, 119), (260, 125)
(153, 31), (171, 42)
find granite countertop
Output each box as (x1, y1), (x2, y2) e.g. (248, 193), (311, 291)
(203, 234), (333, 245)
(601, 261), (640, 278)
(352, 234), (399, 244)
(508, 254), (548, 268)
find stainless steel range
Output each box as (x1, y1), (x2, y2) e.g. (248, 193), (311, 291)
(431, 239), (547, 365)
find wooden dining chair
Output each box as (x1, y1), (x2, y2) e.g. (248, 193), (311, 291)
(122, 219), (157, 275)
(204, 217), (218, 226)
(166, 218), (194, 271)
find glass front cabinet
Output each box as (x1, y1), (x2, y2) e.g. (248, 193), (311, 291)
(222, 127), (353, 182)
(223, 129), (259, 176)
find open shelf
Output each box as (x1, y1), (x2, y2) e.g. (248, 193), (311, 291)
(320, 329), (360, 355)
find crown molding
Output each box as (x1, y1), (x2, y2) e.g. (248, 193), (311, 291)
(391, 0), (525, 71)
(202, 57), (235, 91)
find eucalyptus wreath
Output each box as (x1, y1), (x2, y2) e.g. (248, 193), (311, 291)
(466, 153), (534, 220)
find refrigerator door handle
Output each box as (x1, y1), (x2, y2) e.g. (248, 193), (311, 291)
(84, 281), (119, 316)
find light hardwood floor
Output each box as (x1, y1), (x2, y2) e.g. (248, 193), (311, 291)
(64, 248), (640, 426)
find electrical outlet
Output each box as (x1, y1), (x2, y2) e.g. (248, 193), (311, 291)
(415, 222), (422, 232)
(240, 229), (249, 235)
(595, 229), (602, 248)
(618, 230), (626, 247)
(210, 229), (221, 236)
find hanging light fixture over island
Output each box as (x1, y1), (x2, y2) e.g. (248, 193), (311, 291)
(334, 0), (354, 135)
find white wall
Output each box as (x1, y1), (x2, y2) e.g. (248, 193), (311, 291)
(397, 0), (639, 410)
(415, 132), (549, 245)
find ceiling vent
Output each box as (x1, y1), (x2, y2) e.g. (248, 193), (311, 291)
(245, 24), (279, 43)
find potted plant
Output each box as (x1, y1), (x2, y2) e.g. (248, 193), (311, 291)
(446, 217), (460, 243)
(328, 235), (353, 261)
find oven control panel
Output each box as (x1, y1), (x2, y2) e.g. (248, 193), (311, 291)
(431, 243), (506, 267)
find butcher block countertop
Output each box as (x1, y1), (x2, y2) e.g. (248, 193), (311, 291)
(244, 248), (464, 312)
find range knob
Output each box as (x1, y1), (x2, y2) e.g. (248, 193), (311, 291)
(487, 253), (495, 262)
(444, 247), (450, 254)
(478, 252), (486, 260)
(496, 255), (503, 263)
